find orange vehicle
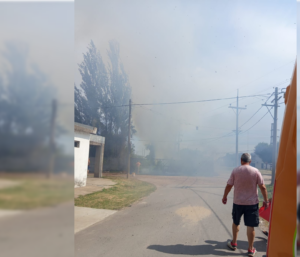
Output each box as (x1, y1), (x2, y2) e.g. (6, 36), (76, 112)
(266, 62), (296, 256)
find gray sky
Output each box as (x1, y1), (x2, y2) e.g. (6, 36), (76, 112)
(76, 0), (295, 158)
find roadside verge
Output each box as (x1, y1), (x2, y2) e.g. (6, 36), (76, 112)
(74, 176), (156, 233)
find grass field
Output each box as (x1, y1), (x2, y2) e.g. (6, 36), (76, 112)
(258, 169), (272, 175)
(0, 177), (73, 210)
(258, 184), (273, 207)
(75, 176), (156, 210)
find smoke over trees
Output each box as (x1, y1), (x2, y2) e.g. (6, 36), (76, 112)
(75, 40), (135, 161)
(254, 142), (273, 167)
(0, 42), (55, 157)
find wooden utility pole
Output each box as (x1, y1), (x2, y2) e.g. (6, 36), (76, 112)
(262, 87), (280, 185)
(229, 90), (246, 166)
(48, 99), (57, 178)
(272, 87), (278, 185)
(127, 99), (132, 179)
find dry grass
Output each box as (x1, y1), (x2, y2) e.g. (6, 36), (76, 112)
(0, 178), (73, 210)
(75, 176), (156, 210)
(258, 169), (272, 175)
(258, 184), (273, 206)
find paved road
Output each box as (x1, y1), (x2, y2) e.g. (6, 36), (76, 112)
(0, 202), (74, 257)
(75, 175), (267, 257)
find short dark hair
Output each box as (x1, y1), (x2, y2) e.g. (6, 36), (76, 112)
(241, 153), (251, 163)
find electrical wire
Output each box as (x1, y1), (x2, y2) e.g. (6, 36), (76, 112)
(238, 92), (274, 130)
(237, 60), (294, 90)
(104, 94), (270, 108)
(240, 111), (270, 135)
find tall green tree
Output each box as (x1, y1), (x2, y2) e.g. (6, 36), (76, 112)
(254, 142), (272, 167)
(75, 40), (134, 159)
(107, 40), (131, 133)
(76, 40), (109, 131)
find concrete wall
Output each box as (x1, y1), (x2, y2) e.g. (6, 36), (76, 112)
(74, 131), (90, 187)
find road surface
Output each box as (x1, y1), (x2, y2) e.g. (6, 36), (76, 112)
(0, 201), (74, 257)
(75, 175), (267, 257)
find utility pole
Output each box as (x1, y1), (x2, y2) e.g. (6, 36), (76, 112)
(48, 99), (57, 178)
(229, 90), (246, 167)
(177, 132), (181, 154)
(270, 123), (274, 145)
(262, 87), (281, 185)
(127, 99), (132, 179)
(247, 131), (249, 153)
(272, 87), (278, 185)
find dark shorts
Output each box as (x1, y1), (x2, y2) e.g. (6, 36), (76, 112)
(297, 204), (300, 221)
(232, 203), (259, 227)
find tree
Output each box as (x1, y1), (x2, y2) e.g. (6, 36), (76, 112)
(74, 84), (85, 124)
(76, 40), (109, 131)
(0, 41), (55, 156)
(75, 40), (135, 161)
(146, 143), (155, 163)
(254, 142), (272, 168)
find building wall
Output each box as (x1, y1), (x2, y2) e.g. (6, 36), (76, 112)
(74, 131), (90, 187)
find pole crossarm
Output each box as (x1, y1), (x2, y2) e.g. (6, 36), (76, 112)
(262, 104), (280, 107)
(228, 106), (247, 110)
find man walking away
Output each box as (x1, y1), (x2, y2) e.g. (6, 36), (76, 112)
(222, 153), (269, 257)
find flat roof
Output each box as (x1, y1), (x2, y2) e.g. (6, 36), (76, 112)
(90, 134), (105, 145)
(74, 122), (97, 134)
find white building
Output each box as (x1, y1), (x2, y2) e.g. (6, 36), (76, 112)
(74, 122), (105, 187)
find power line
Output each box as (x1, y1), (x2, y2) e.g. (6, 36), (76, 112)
(237, 60), (294, 90)
(252, 79), (290, 95)
(239, 106), (263, 129)
(104, 94), (270, 108)
(133, 94), (269, 106)
(240, 111), (270, 135)
(238, 92), (275, 130)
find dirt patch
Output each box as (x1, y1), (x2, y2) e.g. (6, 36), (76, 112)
(0, 179), (21, 189)
(176, 206), (212, 223)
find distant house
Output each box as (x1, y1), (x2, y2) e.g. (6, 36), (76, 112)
(74, 122), (105, 187)
(250, 153), (271, 170)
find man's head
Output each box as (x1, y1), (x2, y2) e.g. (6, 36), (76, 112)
(241, 153), (251, 165)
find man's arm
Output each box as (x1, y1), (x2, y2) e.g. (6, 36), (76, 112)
(258, 184), (268, 202)
(222, 184), (233, 204)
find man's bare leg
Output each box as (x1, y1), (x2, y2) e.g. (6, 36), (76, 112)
(232, 223), (240, 244)
(247, 226), (255, 250)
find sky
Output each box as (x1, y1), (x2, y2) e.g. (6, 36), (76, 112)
(76, 0), (296, 159)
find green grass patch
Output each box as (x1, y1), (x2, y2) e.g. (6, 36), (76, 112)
(258, 184), (274, 207)
(0, 178), (73, 210)
(75, 177), (156, 210)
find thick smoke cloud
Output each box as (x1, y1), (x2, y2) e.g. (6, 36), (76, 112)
(76, 0), (295, 161)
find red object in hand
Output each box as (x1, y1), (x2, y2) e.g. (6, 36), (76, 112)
(259, 199), (272, 222)
(263, 201), (270, 209)
(222, 197), (227, 204)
